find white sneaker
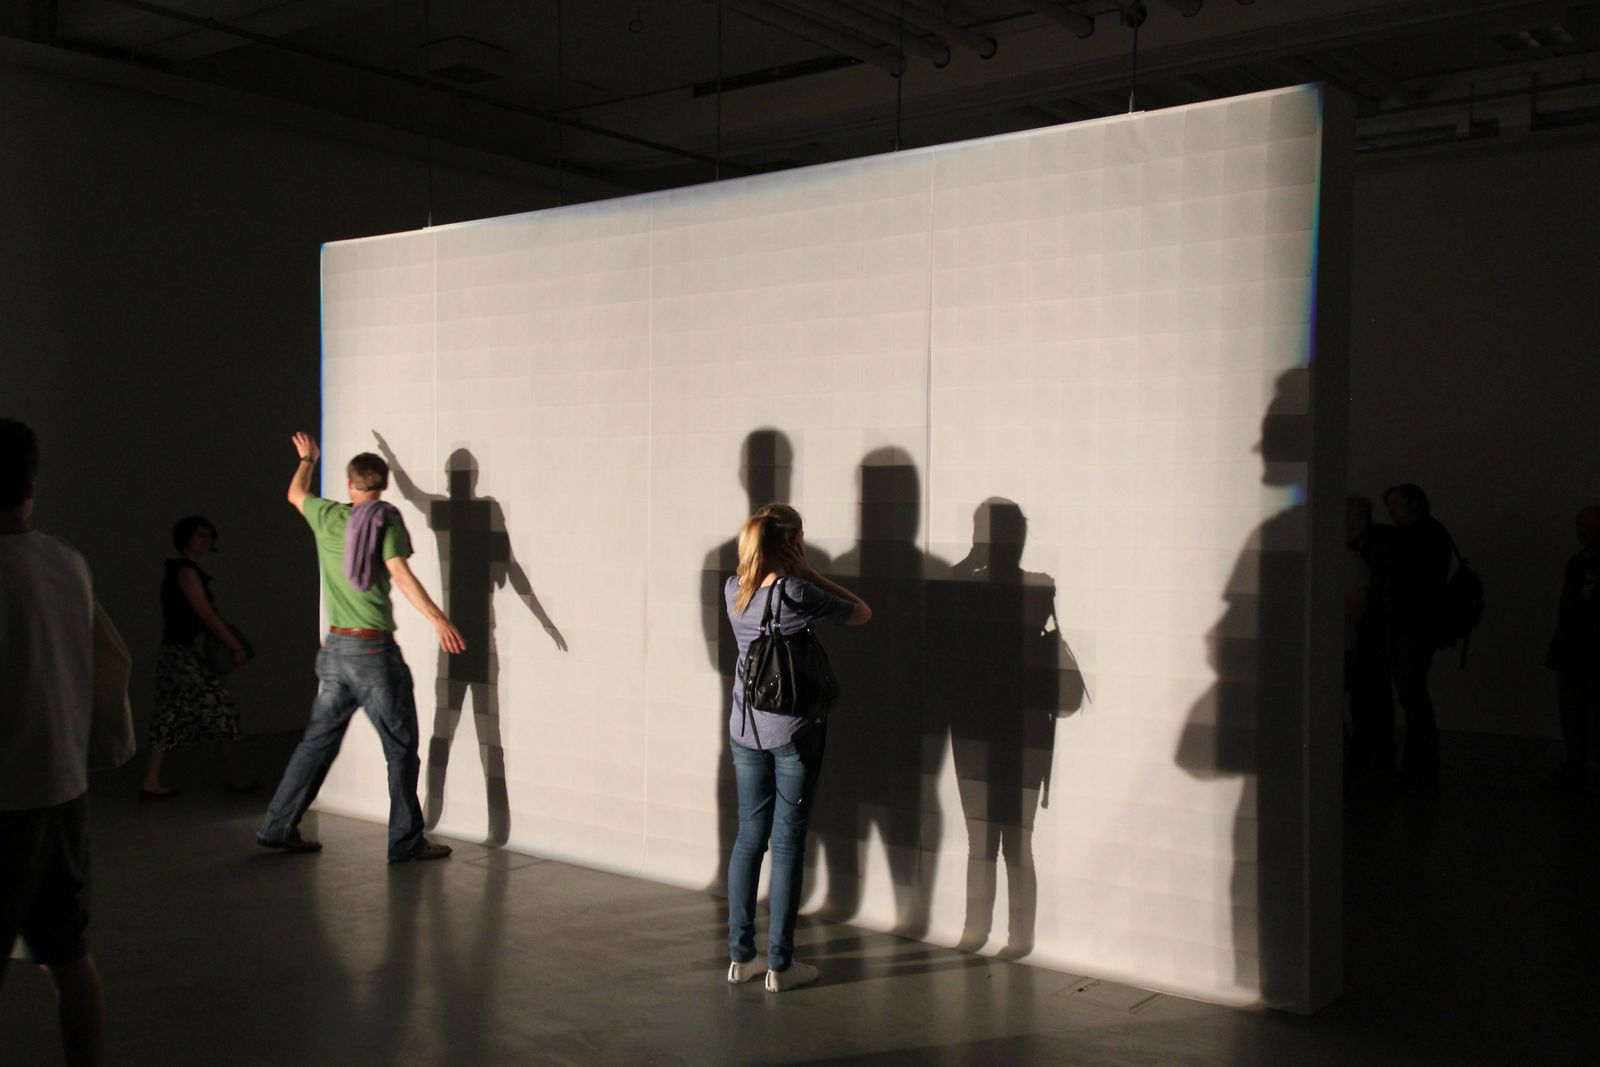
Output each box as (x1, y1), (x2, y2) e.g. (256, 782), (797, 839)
(764, 960), (817, 992)
(727, 958), (767, 984)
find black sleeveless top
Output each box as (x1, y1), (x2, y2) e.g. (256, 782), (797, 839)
(160, 558), (212, 647)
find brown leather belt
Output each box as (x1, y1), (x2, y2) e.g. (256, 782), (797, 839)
(329, 626), (389, 637)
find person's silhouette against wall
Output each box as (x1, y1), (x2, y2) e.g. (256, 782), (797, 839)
(1378, 481), (1452, 790)
(699, 430), (831, 891)
(1175, 367), (1310, 1010)
(932, 498), (1083, 959)
(818, 447), (945, 938)
(373, 432), (566, 847)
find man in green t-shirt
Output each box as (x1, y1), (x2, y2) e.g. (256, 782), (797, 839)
(257, 432), (465, 862)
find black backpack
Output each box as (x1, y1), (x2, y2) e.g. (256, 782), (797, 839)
(1436, 538), (1485, 666)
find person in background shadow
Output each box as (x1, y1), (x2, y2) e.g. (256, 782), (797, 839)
(1541, 504), (1600, 792)
(139, 515), (256, 799)
(933, 498), (1083, 959)
(817, 448), (945, 939)
(1, 418), (132, 1067)
(1344, 496), (1394, 778)
(1175, 368), (1310, 1010)
(1379, 482), (1452, 790)
(373, 432), (566, 848)
(722, 504), (870, 992)
(700, 430), (832, 892)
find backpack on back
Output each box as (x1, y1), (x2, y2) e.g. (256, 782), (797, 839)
(1436, 538), (1485, 667)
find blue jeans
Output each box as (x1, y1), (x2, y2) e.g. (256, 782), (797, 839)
(727, 723), (826, 971)
(259, 634), (425, 861)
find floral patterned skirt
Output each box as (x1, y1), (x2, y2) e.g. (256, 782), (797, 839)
(148, 644), (240, 750)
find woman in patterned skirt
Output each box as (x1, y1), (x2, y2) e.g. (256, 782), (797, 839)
(139, 515), (255, 799)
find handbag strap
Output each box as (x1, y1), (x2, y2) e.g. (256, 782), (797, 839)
(757, 577), (785, 635)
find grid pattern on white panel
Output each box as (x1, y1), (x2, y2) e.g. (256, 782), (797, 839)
(315, 87), (1331, 1010)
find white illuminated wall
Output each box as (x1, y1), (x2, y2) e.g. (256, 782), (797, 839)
(316, 85), (1350, 1012)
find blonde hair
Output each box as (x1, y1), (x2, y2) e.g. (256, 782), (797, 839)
(734, 503), (803, 613)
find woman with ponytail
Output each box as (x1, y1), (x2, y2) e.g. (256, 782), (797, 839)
(723, 503), (870, 992)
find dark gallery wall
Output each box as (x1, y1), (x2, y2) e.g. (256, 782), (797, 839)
(1349, 132), (1600, 737)
(0, 46), (557, 735)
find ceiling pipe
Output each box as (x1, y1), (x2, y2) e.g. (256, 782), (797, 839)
(723, 0), (905, 74)
(1027, 2), (1095, 40)
(856, 0), (997, 58)
(783, 0), (950, 67)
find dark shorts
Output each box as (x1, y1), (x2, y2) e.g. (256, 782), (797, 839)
(0, 792), (91, 980)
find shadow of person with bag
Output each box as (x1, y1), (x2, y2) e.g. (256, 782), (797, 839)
(930, 498), (1084, 959)
(1173, 367), (1310, 1009)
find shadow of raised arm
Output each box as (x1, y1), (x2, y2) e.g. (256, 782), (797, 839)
(371, 429), (441, 513)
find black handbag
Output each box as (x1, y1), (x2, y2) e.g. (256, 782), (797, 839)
(741, 579), (840, 744)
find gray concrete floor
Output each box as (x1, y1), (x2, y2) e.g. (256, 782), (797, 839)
(3, 731), (1596, 1065)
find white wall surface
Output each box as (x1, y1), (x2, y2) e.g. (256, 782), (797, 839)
(316, 86), (1347, 1011)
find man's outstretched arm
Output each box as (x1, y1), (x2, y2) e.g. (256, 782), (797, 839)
(386, 554), (467, 653)
(288, 432), (319, 514)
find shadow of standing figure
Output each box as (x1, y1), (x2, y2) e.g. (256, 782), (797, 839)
(816, 447), (945, 938)
(699, 429), (830, 892)
(373, 432), (567, 847)
(930, 498), (1085, 959)
(1173, 367), (1311, 1010)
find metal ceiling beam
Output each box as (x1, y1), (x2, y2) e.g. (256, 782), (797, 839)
(857, 0), (998, 58)
(79, 0), (751, 175)
(1330, 47), (1422, 104)
(782, 0), (951, 67)
(723, 0), (905, 74)
(1027, 2), (1096, 39)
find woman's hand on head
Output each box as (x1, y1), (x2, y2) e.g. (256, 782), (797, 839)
(778, 538), (815, 580)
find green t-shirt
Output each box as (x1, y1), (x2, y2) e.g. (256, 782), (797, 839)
(302, 496), (412, 631)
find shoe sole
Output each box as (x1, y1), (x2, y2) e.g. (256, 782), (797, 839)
(390, 847), (453, 863)
(764, 968), (817, 993)
(256, 836), (321, 854)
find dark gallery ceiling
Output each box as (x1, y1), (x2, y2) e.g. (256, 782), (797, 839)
(7, 0), (1600, 199)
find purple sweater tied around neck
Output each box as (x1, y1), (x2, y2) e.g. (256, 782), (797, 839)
(343, 501), (405, 592)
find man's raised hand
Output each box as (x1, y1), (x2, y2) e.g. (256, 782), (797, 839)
(292, 432), (320, 463)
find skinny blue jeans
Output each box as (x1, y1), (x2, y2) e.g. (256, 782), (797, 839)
(727, 723), (826, 972)
(259, 634), (425, 861)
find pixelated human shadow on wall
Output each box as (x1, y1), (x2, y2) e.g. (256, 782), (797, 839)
(809, 448), (945, 940)
(373, 432), (567, 848)
(929, 498), (1086, 960)
(1174, 366), (1311, 1010)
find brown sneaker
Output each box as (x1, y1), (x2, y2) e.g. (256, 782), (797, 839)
(391, 841), (452, 864)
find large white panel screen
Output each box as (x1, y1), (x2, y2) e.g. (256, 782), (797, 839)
(315, 86), (1334, 1010)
